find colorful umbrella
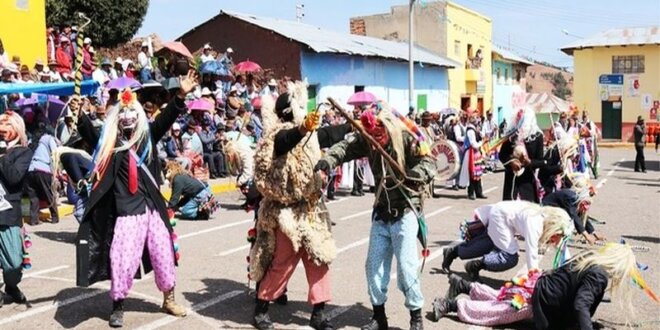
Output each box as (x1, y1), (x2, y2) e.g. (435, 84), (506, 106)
(347, 91), (376, 106)
(186, 99), (213, 112)
(107, 77), (142, 91)
(158, 41), (194, 60)
(234, 60), (262, 73)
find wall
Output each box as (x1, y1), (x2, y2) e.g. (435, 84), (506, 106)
(351, 1), (448, 56)
(179, 15), (302, 79)
(445, 1), (492, 112)
(573, 45), (660, 141)
(0, 0), (46, 67)
(301, 52), (450, 113)
(492, 60), (514, 124)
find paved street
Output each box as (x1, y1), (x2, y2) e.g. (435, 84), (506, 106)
(0, 148), (658, 329)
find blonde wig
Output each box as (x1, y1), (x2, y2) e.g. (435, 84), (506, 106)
(0, 111), (28, 147)
(573, 243), (638, 322)
(164, 160), (190, 185)
(52, 147), (92, 177)
(375, 103), (407, 169)
(538, 205), (574, 250)
(93, 89), (152, 177)
(223, 140), (243, 174)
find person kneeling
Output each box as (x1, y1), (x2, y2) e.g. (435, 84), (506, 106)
(166, 161), (219, 220)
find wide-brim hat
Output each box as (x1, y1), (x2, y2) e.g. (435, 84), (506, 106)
(421, 111), (432, 120)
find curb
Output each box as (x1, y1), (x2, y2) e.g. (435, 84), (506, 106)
(41, 181), (239, 220)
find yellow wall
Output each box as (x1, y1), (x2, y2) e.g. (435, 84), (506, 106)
(0, 0), (46, 67)
(573, 45), (660, 124)
(445, 1), (492, 112)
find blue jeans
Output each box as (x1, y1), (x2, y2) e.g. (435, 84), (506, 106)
(483, 249), (519, 272)
(140, 68), (152, 82)
(366, 210), (424, 310)
(179, 188), (212, 219)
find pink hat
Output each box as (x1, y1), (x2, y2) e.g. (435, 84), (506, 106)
(251, 97), (262, 109)
(60, 36), (69, 43)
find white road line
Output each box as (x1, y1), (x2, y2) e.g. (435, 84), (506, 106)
(134, 290), (243, 330)
(390, 241), (462, 280)
(326, 304), (353, 320)
(178, 219), (252, 239)
(607, 157), (625, 177)
(337, 238), (370, 253)
(596, 178), (607, 189)
(25, 265), (70, 278)
(218, 244), (250, 257)
(30, 275), (75, 283)
(426, 206), (452, 219)
(327, 198), (347, 205)
(0, 288), (105, 326)
(339, 210), (372, 221)
(482, 186), (499, 194)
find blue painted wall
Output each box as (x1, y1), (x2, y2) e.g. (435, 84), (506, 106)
(492, 60), (514, 124)
(300, 52), (450, 112)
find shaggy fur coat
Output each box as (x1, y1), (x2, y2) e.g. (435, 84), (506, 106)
(249, 82), (337, 282)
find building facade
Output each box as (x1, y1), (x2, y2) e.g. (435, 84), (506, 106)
(178, 10), (457, 113)
(562, 26), (659, 141)
(491, 45), (532, 124)
(351, 0), (492, 114)
(0, 0), (46, 68)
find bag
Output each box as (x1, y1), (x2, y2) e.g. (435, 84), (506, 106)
(460, 219), (486, 241)
(194, 165), (210, 182)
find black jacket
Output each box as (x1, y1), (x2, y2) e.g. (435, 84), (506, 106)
(168, 173), (205, 208)
(499, 132), (544, 202)
(533, 263), (608, 330)
(274, 123), (352, 156)
(542, 189), (594, 234)
(537, 145), (563, 195)
(75, 97), (187, 287)
(0, 146), (33, 227)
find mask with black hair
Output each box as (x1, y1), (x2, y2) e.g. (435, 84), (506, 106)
(275, 92), (294, 123)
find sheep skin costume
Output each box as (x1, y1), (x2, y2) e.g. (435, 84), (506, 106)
(249, 81), (336, 282)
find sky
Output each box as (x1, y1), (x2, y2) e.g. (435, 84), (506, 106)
(138, 0), (660, 67)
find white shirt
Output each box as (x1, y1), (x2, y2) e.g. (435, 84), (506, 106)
(465, 125), (482, 150)
(92, 68), (110, 85)
(0, 53), (8, 69)
(138, 51), (152, 70)
(453, 123), (466, 143)
(482, 119), (497, 139)
(200, 53), (215, 63)
(477, 201), (545, 271)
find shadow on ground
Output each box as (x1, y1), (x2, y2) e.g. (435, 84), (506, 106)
(33, 231), (77, 244)
(621, 235), (660, 244)
(617, 160), (659, 172)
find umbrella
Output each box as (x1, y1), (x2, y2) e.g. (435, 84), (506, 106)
(158, 41), (194, 60)
(107, 77), (142, 91)
(347, 91), (376, 106)
(141, 80), (164, 90)
(161, 77), (180, 91)
(234, 60), (262, 73)
(186, 99), (213, 112)
(0, 80), (99, 96)
(200, 60), (230, 76)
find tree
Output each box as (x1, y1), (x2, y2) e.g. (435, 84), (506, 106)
(550, 72), (572, 100)
(46, 0), (149, 48)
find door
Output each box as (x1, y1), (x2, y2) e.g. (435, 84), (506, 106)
(417, 94), (428, 112)
(461, 97), (471, 111)
(307, 85), (318, 113)
(477, 97), (484, 116)
(601, 101), (622, 139)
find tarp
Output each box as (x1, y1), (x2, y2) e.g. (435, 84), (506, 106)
(526, 92), (571, 114)
(0, 80), (100, 96)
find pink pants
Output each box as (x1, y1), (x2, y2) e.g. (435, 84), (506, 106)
(258, 229), (331, 305)
(109, 208), (176, 300)
(457, 283), (533, 326)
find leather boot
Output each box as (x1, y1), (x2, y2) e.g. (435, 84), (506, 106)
(467, 184), (475, 200)
(431, 297), (457, 322)
(361, 304), (388, 330)
(254, 299), (274, 330)
(475, 180), (487, 199)
(5, 285), (26, 303)
(309, 303), (334, 330)
(464, 259), (484, 282)
(445, 274), (472, 300)
(409, 308), (423, 330)
(161, 288), (187, 317)
(109, 299), (124, 328)
(441, 245), (458, 273)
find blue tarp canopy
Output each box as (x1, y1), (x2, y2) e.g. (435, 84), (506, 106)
(0, 80), (100, 96)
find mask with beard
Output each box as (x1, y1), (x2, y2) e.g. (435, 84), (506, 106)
(0, 113), (19, 142)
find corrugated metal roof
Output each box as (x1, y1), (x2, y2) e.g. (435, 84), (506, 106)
(492, 44), (534, 66)
(220, 10), (460, 68)
(561, 26), (660, 55)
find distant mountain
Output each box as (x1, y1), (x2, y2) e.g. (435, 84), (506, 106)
(525, 64), (574, 101)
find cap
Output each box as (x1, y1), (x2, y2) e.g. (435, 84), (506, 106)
(268, 78), (277, 86)
(203, 43), (211, 50)
(71, 25), (78, 31)
(60, 36), (69, 43)
(226, 47), (234, 53)
(83, 37), (92, 44)
(172, 123), (181, 131)
(35, 59), (44, 66)
(101, 58), (112, 66)
(141, 41), (148, 47)
(115, 57), (123, 64)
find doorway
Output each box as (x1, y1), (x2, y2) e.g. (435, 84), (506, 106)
(461, 97), (470, 111)
(601, 101), (622, 139)
(477, 97), (484, 116)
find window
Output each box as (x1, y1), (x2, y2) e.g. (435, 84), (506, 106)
(612, 55), (644, 74)
(504, 68), (509, 83)
(516, 69), (522, 83)
(16, 0), (28, 9)
(354, 85), (365, 93)
(496, 68), (501, 82)
(467, 44), (474, 58)
(454, 40), (461, 57)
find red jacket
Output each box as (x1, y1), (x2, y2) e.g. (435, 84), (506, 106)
(55, 47), (72, 76)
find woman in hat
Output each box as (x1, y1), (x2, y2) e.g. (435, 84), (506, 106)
(458, 111), (487, 200)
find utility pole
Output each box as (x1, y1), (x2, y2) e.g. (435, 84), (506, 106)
(296, 4), (305, 22)
(408, 0), (416, 114)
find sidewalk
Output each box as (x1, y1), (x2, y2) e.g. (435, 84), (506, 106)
(40, 177), (238, 220)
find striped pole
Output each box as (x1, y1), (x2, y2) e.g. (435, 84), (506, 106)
(73, 32), (85, 98)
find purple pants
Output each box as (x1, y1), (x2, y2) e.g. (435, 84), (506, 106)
(110, 207), (176, 300)
(457, 282), (532, 326)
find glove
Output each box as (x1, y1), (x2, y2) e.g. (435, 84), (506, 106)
(302, 112), (321, 131)
(314, 159), (331, 173)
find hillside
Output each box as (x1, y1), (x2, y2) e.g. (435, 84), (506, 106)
(525, 64), (574, 101)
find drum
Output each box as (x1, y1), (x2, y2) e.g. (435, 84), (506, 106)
(431, 140), (461, 182)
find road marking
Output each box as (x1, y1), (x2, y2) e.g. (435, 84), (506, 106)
(596, 178), (607, 189)
(30, 275), (75, 283)
(327, 198), (347, 205)
(326, 304), (353, 320)
(339, 209), (372, 221)
(607, 157), (625, 177)
(337, 238), (370, 253)
(134, 290), (243, 330)
(218, 244), (250, 257)
(0, 265), (71, 285)
(426, 206), (452, 219)
(482, 186), (499, 194)
(178, 219), (252, 239)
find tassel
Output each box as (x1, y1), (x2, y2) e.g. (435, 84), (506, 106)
(128, 153), (138, 195)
